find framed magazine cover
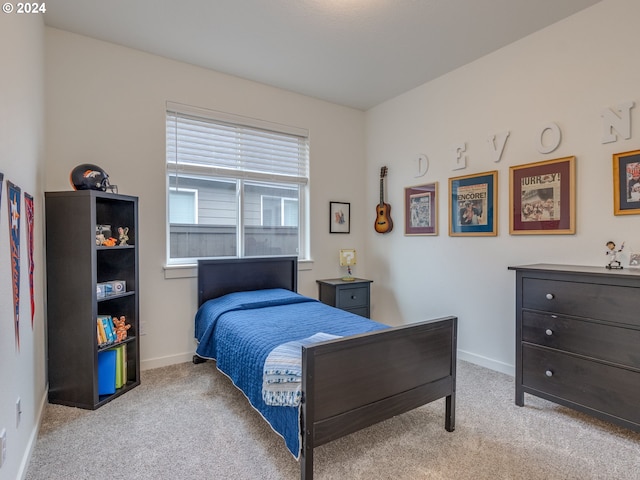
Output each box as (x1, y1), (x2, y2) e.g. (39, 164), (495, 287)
(509, 156), (575, 235)
(613, 149), (640, 215)
(404, 182), (438, 236)
(448, 171), (497, 237)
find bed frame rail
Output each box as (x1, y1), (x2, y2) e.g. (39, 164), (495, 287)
(300, 316), (457, 479)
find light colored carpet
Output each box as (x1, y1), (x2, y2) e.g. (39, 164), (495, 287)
(25, 360), (640, 479)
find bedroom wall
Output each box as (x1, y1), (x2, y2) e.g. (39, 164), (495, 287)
(44, 28), (368, 369)
(0, 12), (46, 480)
(364, 0), (639, 374)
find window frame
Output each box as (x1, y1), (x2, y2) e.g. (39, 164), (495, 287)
(166, 102), (310, 265)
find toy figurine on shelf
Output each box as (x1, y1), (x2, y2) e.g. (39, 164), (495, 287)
(118, 226), (129, 246)
(605, 240), (624, 269)
(102, 237), (118, 247)
(113, 315), (131, 342)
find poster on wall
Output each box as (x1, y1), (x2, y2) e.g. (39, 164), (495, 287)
(0, 172), (3, 219)
(25, 192), (35, 327)
(7, 181), (21, 349)
(448, 171), (498, 237)
(612, 149), (640, 215)
(509, 156), (576, 235)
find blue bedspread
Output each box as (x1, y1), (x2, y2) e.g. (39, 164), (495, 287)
(194, 288), (388, 458)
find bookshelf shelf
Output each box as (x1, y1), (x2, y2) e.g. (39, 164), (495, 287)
(45, 190), (140, 410)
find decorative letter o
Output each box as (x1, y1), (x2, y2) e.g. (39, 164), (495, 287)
(536, 122), (562, 154)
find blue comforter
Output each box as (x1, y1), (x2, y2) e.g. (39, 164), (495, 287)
(194, 288), (388, 458)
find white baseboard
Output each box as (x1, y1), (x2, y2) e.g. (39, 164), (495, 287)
(140, 352), (195, 371)
(458, 349), (514, 377)
(18, 386), (48, 480)
(140, 350), (515, 377)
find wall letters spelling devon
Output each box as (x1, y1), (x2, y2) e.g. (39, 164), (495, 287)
(436, 101), (637, 173)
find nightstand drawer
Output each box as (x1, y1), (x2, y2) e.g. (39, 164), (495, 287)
(338, 286), (368, 308)
(522, 345), (640, 426)
(522, 278), (640, 327)
(522, 310), (640, 368)
(317, 278), (372, 318)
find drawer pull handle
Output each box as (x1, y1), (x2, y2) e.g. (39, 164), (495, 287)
(351, 295), (357, 300)
(545, 293), (554, 300)
(545, 329), (553, 336)
(545, 370), (554, 377)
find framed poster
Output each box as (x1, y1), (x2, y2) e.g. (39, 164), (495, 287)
(404, 182), (438, 236)
(329, 201), (350, 233)
(509, 156), (575, 235)
(613, 149), (640, 215)
(448, 171), (497, 237)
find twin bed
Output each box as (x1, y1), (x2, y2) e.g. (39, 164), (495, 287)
(193, 256), (457, 480)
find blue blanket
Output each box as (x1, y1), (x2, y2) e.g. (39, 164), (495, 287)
(194, 288), (388, 458)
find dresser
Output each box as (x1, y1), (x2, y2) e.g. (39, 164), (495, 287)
(316, 278), (372, 318)
(509, 264), (640, 432)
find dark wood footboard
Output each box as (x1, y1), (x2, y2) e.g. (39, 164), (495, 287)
(300, 316), (457, 480)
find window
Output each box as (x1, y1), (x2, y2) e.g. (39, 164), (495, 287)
(166, 103), (309, 263)
(261, 194), (298, 227)
(169, 187), (198, 224)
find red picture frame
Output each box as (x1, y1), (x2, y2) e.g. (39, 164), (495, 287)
(509, 156), (575, 235)
(404, 182), (438, 236)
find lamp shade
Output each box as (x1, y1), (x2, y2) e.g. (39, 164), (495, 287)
(339, 249), (356, 266)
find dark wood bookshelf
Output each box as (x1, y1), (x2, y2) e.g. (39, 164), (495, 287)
(45, 190), (140, 409)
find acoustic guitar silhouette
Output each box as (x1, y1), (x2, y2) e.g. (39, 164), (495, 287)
(374, 166), (393, 233)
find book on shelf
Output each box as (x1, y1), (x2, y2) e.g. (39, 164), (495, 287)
(115, 345), (124, 389)
(97, 318), (108, 346)
(97, 349), (117, 395)
(98, 315), (116, 344)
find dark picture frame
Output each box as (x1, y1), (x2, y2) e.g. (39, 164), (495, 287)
(449, 171), (497, 237)
(613, 149), (640, 215)
(509, 156), (575, 235)
(329, 201), (350, 233)
(404, 182), (438, 236)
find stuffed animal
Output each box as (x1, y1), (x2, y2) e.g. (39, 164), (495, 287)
(102, 237), (118, 247)
(118, 226), (129, 246)
(113, 315), (131, 342)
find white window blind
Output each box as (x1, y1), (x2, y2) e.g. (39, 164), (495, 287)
(166, 104), (309, 184)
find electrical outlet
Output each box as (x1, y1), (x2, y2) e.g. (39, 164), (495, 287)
(0, 428), (6, 468)
(16, 398), (21, 428)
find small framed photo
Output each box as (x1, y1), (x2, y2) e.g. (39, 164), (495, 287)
(449, 171), (497, 237)
(509, 156), (575, 235)
(613, 149), (640, 215)
(329, 201), (350, 233)
(404, 182), (438, 236)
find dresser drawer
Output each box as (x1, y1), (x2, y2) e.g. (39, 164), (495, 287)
(522, 345), (640, 426)
(522, 278), (640, 327)
(522, 311), (640, 368)
(338, 286), (369, 309)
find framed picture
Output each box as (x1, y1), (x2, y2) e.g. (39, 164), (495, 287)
(404, 182), (438, 236)
(509, 156), (575, 235)
(613, 149), (640, 215)
(448, 171), (497, 237)
(329, 201), (350, 233)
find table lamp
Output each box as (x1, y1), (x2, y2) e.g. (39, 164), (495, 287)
(339, 249), (356, 281)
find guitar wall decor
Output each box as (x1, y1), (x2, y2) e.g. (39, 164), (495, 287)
(374, 166), (393, 233)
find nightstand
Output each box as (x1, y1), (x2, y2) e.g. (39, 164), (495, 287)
(316, 278), (372, 318)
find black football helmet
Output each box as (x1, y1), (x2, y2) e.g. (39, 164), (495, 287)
(70, 164), (116, 192)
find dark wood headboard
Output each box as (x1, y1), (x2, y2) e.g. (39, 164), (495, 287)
(197, 257), (298, 307)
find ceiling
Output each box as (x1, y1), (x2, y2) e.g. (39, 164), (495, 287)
(44, 0), (601, 111)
